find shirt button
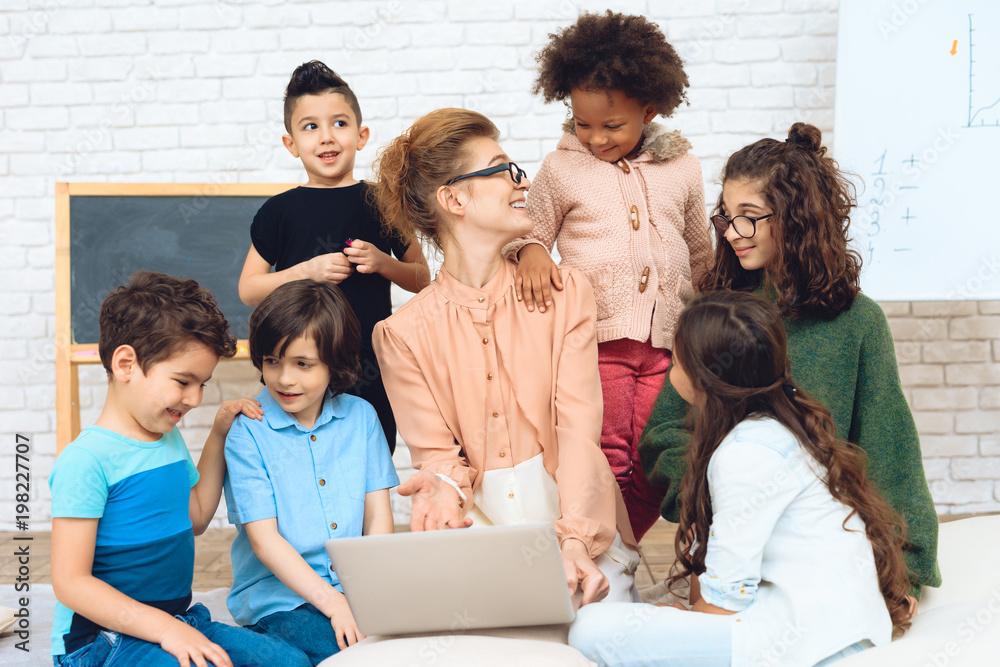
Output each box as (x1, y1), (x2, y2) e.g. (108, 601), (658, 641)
(507, 492), (514, 499)
(330, 522), (338, 530)
(319, 479), (326, 486)
(310, 435), (317, 442)
(487, 373), (493, 380)
(492, 411), (499, 418)
(482, 338), (489, 345)
(499, 450), (506, 458)
(478, 296), (485, 303)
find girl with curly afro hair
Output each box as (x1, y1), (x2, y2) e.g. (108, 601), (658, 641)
(641, 123), (940, 606)
(503, 11), (712, 541)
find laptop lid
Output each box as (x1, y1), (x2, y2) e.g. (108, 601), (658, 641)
(325, 522), (576, 635)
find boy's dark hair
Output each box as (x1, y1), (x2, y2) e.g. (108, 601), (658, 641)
(248, 280), (361, 396)
(532, 11), (689, 117)
(283, 60), (363, 133)
(98, 271), (236, 377)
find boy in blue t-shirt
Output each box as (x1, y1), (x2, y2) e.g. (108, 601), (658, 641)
(238, 60), (430, 454)
(49, 271), (310, 667)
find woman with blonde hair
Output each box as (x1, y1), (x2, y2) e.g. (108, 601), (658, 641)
(372, 108), (639, 604)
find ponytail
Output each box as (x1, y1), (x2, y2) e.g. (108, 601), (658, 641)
(372, 108), (499, 250)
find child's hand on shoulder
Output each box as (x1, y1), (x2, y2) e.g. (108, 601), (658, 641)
(328, 591), (365, 650)
(159, 618), (233, 667)
(343, 239), (387, 276)
(304, 252), (354, 284)
(514, 244), (563, 313)
(214, 397), (263, 434)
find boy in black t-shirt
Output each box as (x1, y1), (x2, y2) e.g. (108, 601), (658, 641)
(239, 60), (430, 452)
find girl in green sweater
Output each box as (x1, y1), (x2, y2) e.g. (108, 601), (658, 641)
(639, 122), (940, 597)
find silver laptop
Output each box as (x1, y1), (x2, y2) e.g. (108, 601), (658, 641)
(325, 522), (578, 635)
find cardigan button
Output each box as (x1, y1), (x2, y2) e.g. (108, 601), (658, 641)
(630, 205), (639, 230)
(492, 411), (499, 418)
(487, 373), (493, 381)
(482, 337), (489, 345)
(499, 450), (506, 458)
(639, 267), (650, 293)
(478, 296), (485, 303)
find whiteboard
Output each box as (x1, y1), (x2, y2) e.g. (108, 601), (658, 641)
(834, 0), (1000, 300)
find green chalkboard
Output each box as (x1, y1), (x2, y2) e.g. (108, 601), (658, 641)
(69, 192), (277, 343)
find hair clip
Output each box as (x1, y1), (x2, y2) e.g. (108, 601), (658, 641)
(782, 381), (797, 400)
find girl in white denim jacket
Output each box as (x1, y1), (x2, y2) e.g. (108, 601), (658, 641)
(569, 291), (914, 667)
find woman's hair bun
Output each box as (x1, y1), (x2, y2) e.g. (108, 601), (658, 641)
(786, 122), (823, 153)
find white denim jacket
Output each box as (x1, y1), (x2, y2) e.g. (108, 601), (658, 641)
(700, 417), (892, 667)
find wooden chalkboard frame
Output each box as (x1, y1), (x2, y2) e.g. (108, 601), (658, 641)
(55, 182), (297, 452)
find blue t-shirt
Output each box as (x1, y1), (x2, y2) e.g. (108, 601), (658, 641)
(48, 427), (199, 656)
(223, 388), (399, 626)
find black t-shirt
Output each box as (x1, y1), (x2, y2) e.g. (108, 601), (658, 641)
(250, 182), (408, 353)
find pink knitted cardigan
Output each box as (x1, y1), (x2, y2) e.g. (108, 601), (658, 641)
(504, 121), (713, 349)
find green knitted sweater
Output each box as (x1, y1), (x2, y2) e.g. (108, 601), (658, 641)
(639, 293), (942, 591)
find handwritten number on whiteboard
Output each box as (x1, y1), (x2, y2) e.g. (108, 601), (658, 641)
(872, 150), (888, 176)
(873, 177), (885, 198)
(868, 210), (881, 236)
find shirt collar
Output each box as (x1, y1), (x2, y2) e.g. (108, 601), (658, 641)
(256, 386), (344, 432)
(435, 259), (513, 309)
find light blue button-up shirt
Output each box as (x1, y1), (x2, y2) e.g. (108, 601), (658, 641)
(699, 417), (891, 667)
(223, 387), (398, 626)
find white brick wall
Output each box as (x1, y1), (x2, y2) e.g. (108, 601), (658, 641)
(1, 0), (997, 530)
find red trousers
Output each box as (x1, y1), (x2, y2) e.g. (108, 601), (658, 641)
(598, 338), (671, 542)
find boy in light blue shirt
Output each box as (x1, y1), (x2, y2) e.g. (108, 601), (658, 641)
(224, 279), (398, 665)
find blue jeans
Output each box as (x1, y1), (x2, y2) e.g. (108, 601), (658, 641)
(247, 603), (341, 666)
(54, 602), (310, 667)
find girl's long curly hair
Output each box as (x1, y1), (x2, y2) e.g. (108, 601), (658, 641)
(668, 291), (912, 636)
(702, 123), (863, 319)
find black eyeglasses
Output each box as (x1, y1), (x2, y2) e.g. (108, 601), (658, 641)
(444, 162), (527, 186)
(711, 213), (773, 239)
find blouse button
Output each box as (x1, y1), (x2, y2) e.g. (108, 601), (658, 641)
(482, 337), (489, 345)
(478, 296), (485, 303)
(330, 522), (338, 530)
(487, 373), (493, 380)
(310, 435), (317, 442)
(319, 479), (326, 486)
(507, 492), (514, 499)
(499, 450), (506, 458)
(492, 411), (499, 418)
